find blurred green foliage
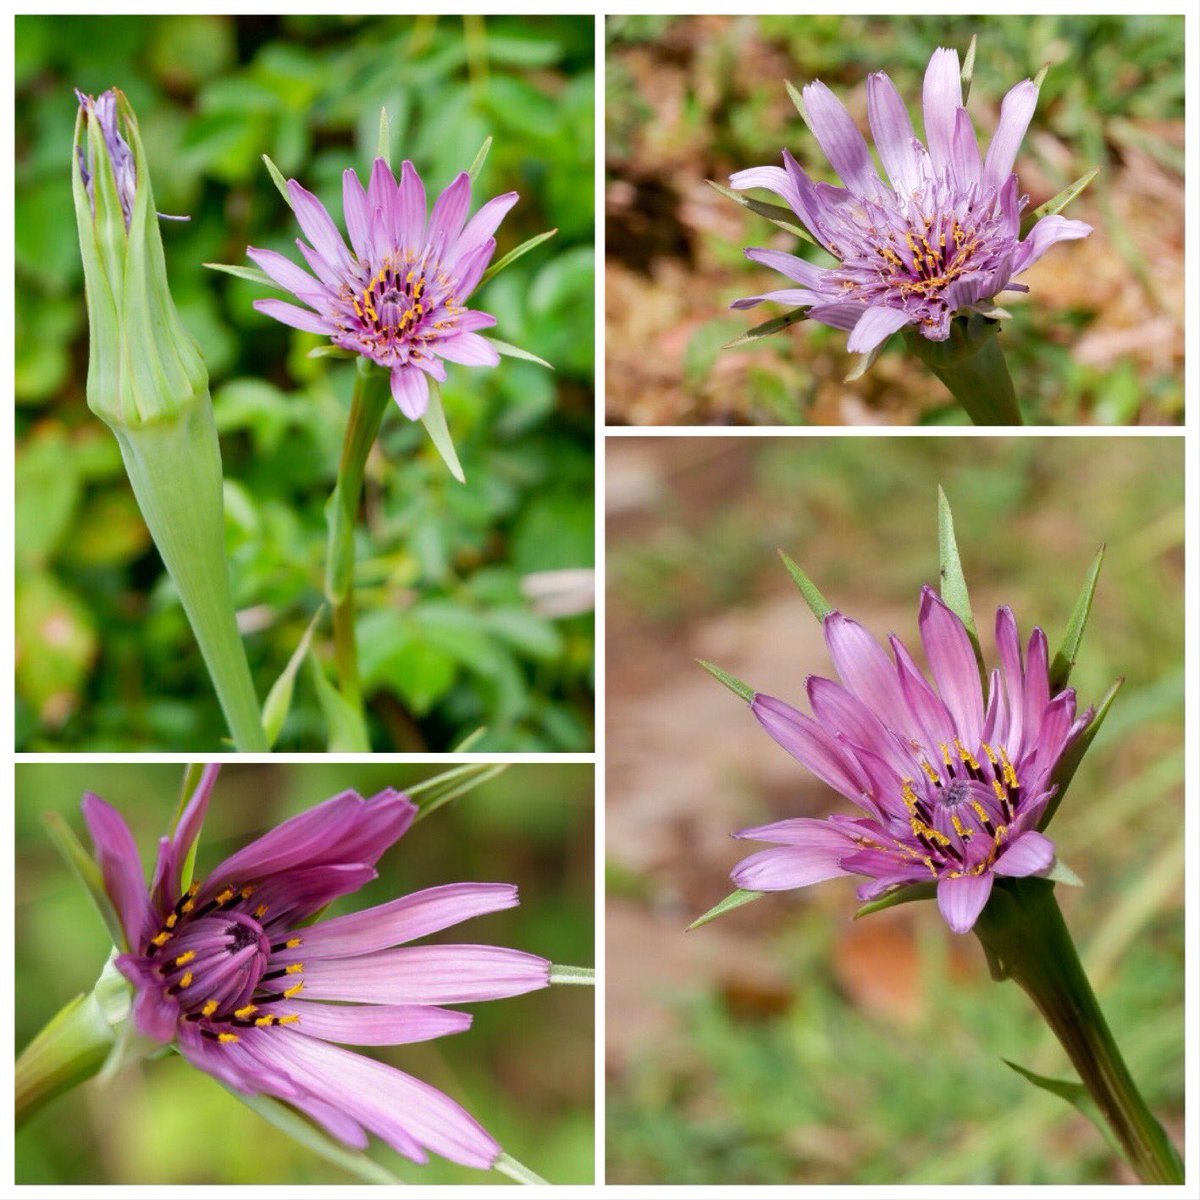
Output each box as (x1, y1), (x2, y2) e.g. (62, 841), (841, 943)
(605, 437), (1183, 1182)
(16, 762), (595, 1184)
(16, 15), (595, 750)
(606, 14), (1184, 424)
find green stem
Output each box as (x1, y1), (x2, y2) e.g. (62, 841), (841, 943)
(905, 314), (1024, 426)
(324, 361), (391, 710)
(113, 400), (266, 750)
(974, 878), (1183, 1183)
(16, 990), (117, 1127)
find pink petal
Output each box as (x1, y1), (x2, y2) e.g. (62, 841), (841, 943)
(449, 191), (518, 270)
(253, 298), (334, 336)
(300, 945), (551, 1004)
(936, 872), (993, 934)
(948, 106), (981, 188)
(276, 1001), (473, 1045)
(298, 882), (519, 959)
(918, 586), (984, 749)
(866, 71), (921, 191)
(922, 47), (963, 175)
(426, 171), (471, 252)
(390, 365), (429, 420)
(433, 331), (500, 367)
(81, 793), (152, 947)
(993, 830), (1056, 878)
(802, 79), (878, 194)
(750, 693), (867, 801)
(730, 843), (851, 891)
(1013, 214), (1092, 275)
(846, 304), (913, 354)
(744, 247), (834, 290)
(982, 79), (1039, 193)
(395, 159), (427, 252)
(285, 179), (350, 270)
(341, 168), (371, 260)
(822, 612), (912, 736)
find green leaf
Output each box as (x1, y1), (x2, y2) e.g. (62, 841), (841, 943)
(452, 726), (488, 752)
(420, 380), (465, 484)
(1039, 677), (1122, 831)
(723, 306), (809, 350)
(1048, 545), (1104, 693)
(223, 1087), (405, 1183)
(960, 35), (978, 104)
(687, 888), (764, 930)
(261, 152), (291, 204)
(493, 1152), (549, 1186)
(202, 261), (279, 289)
(784, 79), (810, 129)
(1032, 62), (1050, 91)
(306, 344), (357, 359)
(306, 653), (370, 752)
(411, 763), (508, 822)
(1045, 858), (1084, 887)
(42, 812), (126, 950)
(489, 337), (554, 370)
(778, 550), (832, 621)
(854, 880), (937, 919)
(549, 964), (595, 985)
(706, 179), (815, 244)
(1002, 1059), (1125, 1161)
(696, 659), (755, 703)
(261, 609), (323, 747)
(376, 106), (391, 168)
(937, 486), (985, 676)
(481, 227), (558, 286)
(1021, 167), (1100, 237)
(467, 135), (492, 180)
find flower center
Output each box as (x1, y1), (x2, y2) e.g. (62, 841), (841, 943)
(143, 881), (304, 1042)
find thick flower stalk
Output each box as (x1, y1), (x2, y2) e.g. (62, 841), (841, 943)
(249, 157), (513, 420)
(728, 46), (1092, 421)
(72, 89), (265, 750)
(731, 587), (1090, 933)
(44, 767), (551, 1171)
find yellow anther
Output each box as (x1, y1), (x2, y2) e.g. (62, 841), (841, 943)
(151, 931), (173, 948)
(955, 740), (980, 770)
(235, 1004), (258, 1020)
(900, 781), (919, 812)
(923, 856), (937, 877)
(285, 938), (302, 949)
(981, 742), (998, 764)
(406, 270), (415, 283)
(202, 1000), (219, 1017)
(951, 814), (967, 838)
(215, 887), (236, 905)
(285, 962), (304, 975)
(178, 971), (194, 989)
(255, 1015), (276, 1027)
(254, 904), (269, 919)
(920, 759), (940, 784)
(940, 742), (954, 766)
(173, 950), (196, 967)
(165, 913), (178, 929)
(241, 885), (255, 899)
(992, 779), (1007, 802)
(277, 1014), (300, 1025)
(218, 1032), (240, 1044)
(283, 981), (304, 998)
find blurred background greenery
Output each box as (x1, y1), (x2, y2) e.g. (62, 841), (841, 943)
(606, 14), (1184, 425)
(15, 15), (595, 751)
(605, 436), (1183, 1182)
(16, 761), (594, 1184)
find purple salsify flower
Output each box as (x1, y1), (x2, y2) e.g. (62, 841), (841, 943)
(730, 47), (1092, 356)
(732, 587), (1094, 934)
(248, 159), (516, 420)
(82, 767), (549, 1170)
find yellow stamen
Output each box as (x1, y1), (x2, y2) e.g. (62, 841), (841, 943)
(235, 1004), (258, 1020)
(201, 1000), (219, 1017)
(285, 962), (304, 975)
(173, 950), (196, 967)
(218, 1032), (239, 1043)
(283, 981), (304, 999)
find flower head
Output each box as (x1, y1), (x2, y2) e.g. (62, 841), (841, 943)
(731, 587), (1093, 934)
(249, 160), (516, 420)
(82, 767), (550, 1170)
(730, 47), (1092, 356)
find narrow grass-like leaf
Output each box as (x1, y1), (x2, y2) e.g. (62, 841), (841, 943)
(261, 609), (323, 747)
(467, 135), (493, 180)
(1021, 167), (1100, 236)
(1048, 545), (1104, 693)
(688, 888), (765, 930)
(223, 1086), (405, 1183)
(549, 964), (595, 985)
(706, 179), (814, 244)
(480, 228), (557, 286)
(306, 653), (370, 752)
(203, 262), (279, 289)
(42, 813), (125, 950)
(451, 726), (488, 752)
(784, 79), (810, 129)
(696, 659), (755, 703)
(261, 153), (291, 205)
(493, 1152), (549, 1186)
(1039, 677), (1123, 831)
(937, 486), (985, 678)
(376, 107), (391, 168)
(778, 550), (833, 621)
(960, 35), (978, 103)
(412, 763), (508, 822)
(723, 305), (809, 350)
(1003, 1059), (1125, 1161)
(488, 337), (554, 370)
(420, 380), (465, 484)
(854, 880), (937, 919)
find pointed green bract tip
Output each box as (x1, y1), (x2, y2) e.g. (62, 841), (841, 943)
(1048, 543), (1105, 693)
(696, 659), (755, 704)
(688, 887), (765, 930)
(778, 549), (833, 621)
(376, 107), (391, 168)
